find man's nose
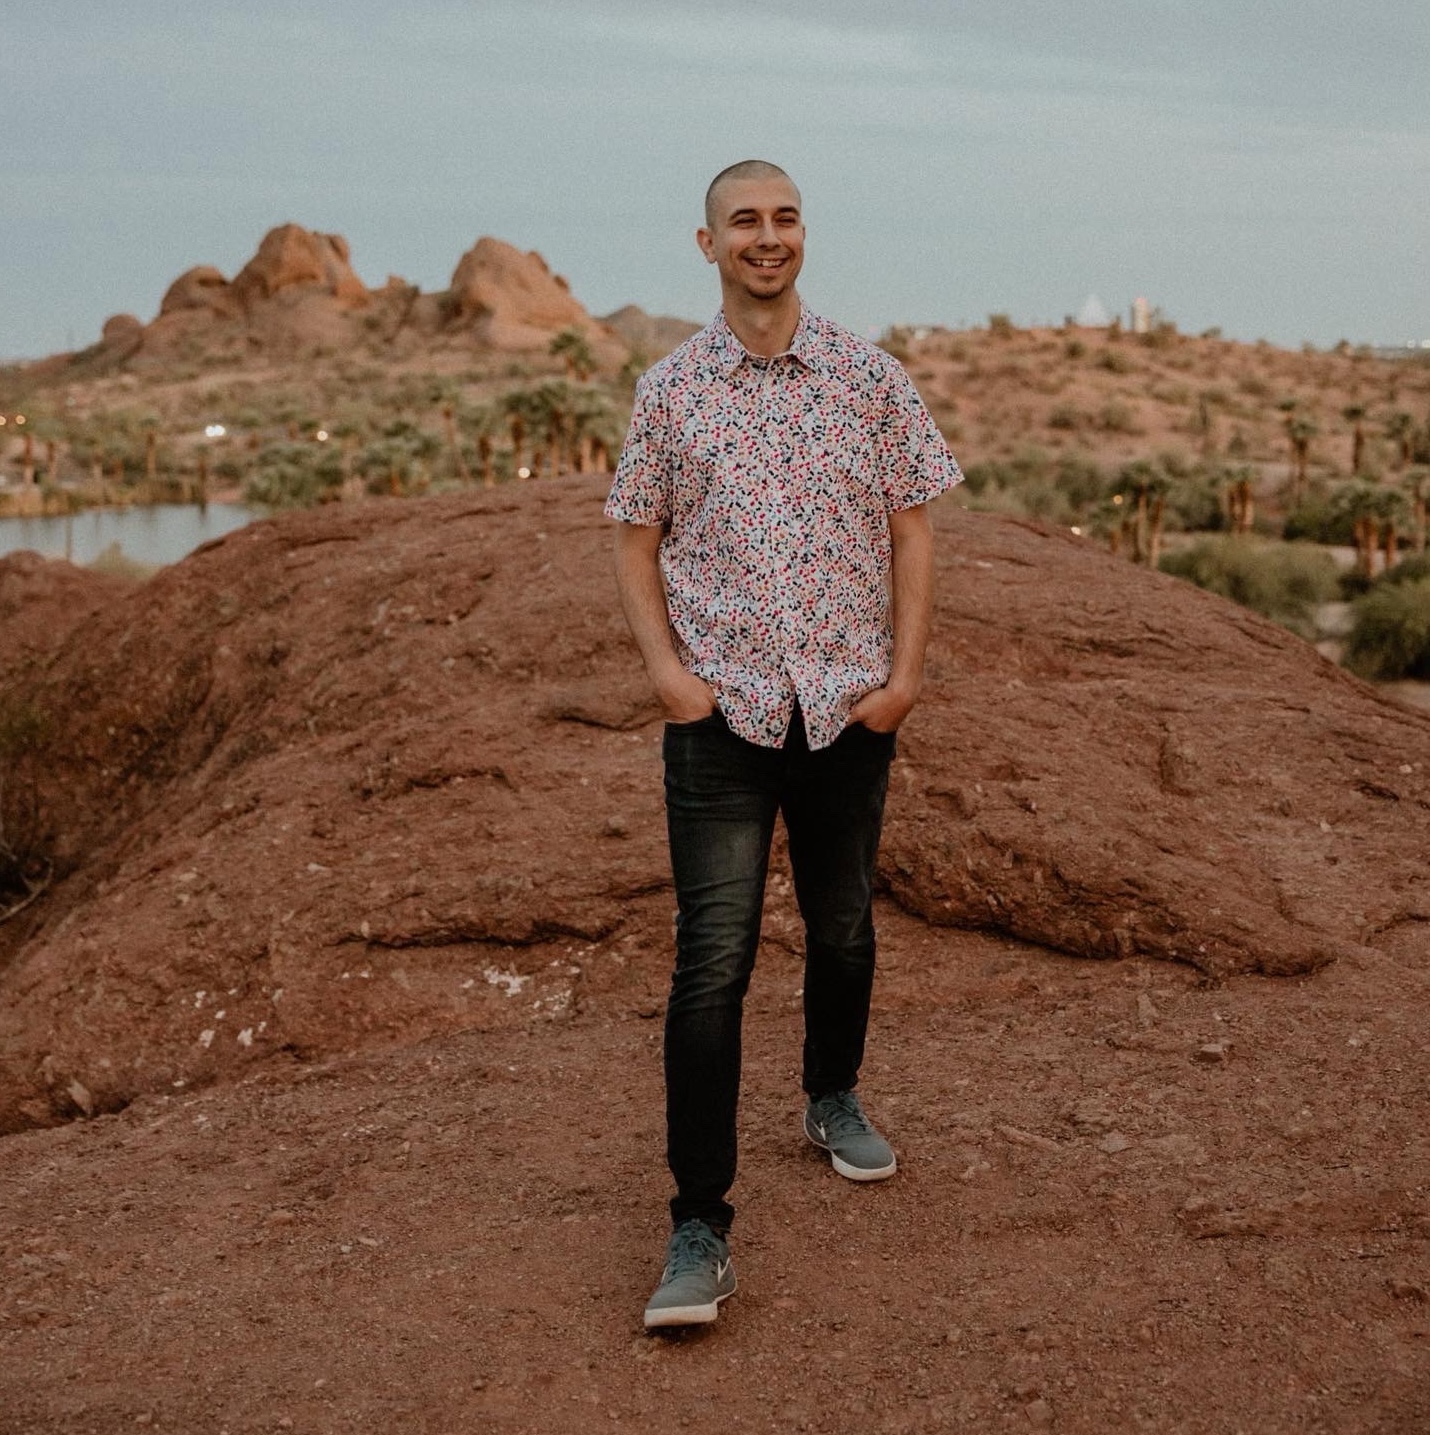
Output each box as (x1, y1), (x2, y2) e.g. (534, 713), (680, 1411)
(756, 218), (780, 246)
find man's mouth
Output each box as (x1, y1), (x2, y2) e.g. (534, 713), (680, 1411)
(746, 257), (786, 269)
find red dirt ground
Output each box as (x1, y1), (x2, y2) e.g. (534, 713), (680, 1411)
(2, 481), (1428, 1433)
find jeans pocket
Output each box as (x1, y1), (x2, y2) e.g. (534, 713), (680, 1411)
(666, 708), (723, 731)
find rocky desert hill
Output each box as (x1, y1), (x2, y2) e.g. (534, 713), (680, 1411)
(2, 483), (1430, 1431)
(3, 475), (1425, 1131)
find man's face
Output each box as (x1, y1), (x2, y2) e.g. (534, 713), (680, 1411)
(697, 176), (805, 303)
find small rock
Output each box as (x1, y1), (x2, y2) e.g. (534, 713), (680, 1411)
(1025, 1397), (1054, 1426)
(1389, 1278), (1428, 1303)
(1097, 1131), (1133, 1155)
(602, 816), (629, 838)
(264, 1208), (296, 1226)
(998, 1124), (1061, 1153)
(1195, 1041), (1230, 1063)
(66, 1080), (95, 1117)
(1136, 993), (1159, 1024)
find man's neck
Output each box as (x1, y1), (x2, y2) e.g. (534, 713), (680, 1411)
(721, 289), (802, 359)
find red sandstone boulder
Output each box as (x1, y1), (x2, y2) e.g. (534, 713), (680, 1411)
(158, 265), (238, 318)
(230, 225), (369, 311)
(444, 237), (593, 348)
(97, 314), (144, 354)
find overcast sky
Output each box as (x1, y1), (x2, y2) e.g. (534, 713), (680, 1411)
(3, 0), (1427, 359)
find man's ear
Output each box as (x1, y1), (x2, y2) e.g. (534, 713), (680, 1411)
(695, 227), (716, 264)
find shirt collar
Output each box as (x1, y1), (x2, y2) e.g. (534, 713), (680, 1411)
(708, 304), (828, 378)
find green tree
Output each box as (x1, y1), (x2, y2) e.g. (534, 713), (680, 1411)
(549, 328), (597, 381)
(1342, 404), (1367, 475)
(1386, 411), (1415, 469)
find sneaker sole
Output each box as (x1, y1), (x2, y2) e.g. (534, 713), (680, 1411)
(828, 1150), (897, 1181)
(804, 1116), (898, 1182)
(643, 1283), (736, 1330)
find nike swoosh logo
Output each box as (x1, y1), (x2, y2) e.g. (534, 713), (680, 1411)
(814, 1122), (828, 1141)
(716, 1258), (731, 1281)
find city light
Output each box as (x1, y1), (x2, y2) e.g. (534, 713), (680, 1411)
(517, 466), (531, 478)
(315, 429), (329, 442)
(204, 423), (226, 439)
(14, 415), (25, 426)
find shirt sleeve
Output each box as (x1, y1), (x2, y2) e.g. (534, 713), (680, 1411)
(604, 372), (672, 525)
(874, 360), (963, 513)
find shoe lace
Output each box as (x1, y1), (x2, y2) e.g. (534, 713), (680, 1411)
(814, 1090), (873, 1140)
(667, 1220), (724, 1276)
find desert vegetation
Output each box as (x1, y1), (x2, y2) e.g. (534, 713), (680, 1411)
(4, 264), (1430, 684)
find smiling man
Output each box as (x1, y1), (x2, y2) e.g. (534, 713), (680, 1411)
(606, 160), (962, 1329)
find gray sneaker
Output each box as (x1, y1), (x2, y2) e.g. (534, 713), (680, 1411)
(804, 1090), (897, 1181)
(643, 1219), (737, 1329)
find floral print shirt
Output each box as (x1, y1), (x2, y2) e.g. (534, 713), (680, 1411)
(605, 305), (962, 751)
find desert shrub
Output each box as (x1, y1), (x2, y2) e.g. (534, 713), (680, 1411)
(1343, 579), (1430, 679)
(87, 542), (159, 581)
(1098, 401), (1141, 434)
(1051, 455), (1110, 512)
(987, 314), (1014, 338)
(1159, 537), (1339, 636)
(1377, 553), (1430, 587)
(1047, 404), (1083, 431)
(1096, 350), (1134, 375)
(1283, 487), (1358, 546)
(1063, 338), (1085, 360)
(962, 451), (1110, 526)
(244, 441), (345, 508)
(1163, 473), (1226, 533)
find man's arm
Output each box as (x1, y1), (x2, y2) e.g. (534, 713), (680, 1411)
(847, 502), (934, 733)
(613, 522), (718, 722)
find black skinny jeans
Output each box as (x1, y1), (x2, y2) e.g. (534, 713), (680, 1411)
(661, 703), (895, 1233)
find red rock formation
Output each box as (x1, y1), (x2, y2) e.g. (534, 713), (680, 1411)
(1, 485), (1427, 1130)
(444, 237), (593, 348)
(158, 265), (238, 318)
(229, 225), (369, 311)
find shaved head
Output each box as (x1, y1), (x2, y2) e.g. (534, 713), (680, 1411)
(704, 159), (800, 230)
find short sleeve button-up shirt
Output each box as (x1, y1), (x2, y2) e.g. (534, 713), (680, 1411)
(605, 305), (962, 751)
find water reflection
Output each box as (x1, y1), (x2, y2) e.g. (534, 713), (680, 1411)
(0, 503), (259, 568)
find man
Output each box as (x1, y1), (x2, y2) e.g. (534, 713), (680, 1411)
(605, 160), (961, 1329)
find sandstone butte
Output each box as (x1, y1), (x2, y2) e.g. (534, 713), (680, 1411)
(0, 478), (1426, 1134)
(85, 222), (669, 367)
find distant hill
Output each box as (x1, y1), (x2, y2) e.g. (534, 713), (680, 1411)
(14, 223), (699, 380)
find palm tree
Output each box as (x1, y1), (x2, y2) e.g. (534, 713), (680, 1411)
(1344, 485), (1407, 579)
(1225, 466), (1255, 534)
(549, 328), (597, 381)
(456, 402), (502, 487)
(1386, 412), (1415, 470)
(1287, 418), (1316, 500)
(1117, 460), (1170, 566)
(566, 387), (620, 475)
(1342, 404), (1367, 476)
(500, 389), (548, 479)
(1404, 469), (1429, 556)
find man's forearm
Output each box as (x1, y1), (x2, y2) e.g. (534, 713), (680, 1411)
(614, 524), (683, 682)
(614, 524), (717, 721)
(887, 504), (934, 699)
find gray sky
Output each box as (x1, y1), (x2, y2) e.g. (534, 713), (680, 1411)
(3, 0), (1428, 359)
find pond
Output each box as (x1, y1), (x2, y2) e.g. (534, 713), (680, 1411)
(0, 503), (261, 568)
